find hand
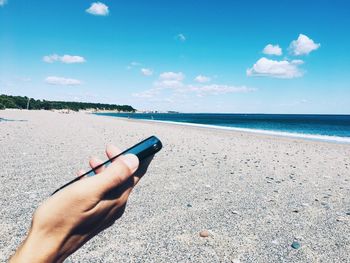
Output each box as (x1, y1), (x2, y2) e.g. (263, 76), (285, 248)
(10, 145), (153, 263)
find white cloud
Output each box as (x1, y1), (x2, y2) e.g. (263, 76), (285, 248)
(86, 2), (109, 16)
(60, 55), (86, 63)
(154, 80), (184, 89)
(133, 83), (254, 99)
(159, 71), (184, 81)
(133, 89), (160, 98)
(131, 61), (141, 66)
(189, 84), (255, 96)
(141, 68), (153, 76)
(247, 57), (304, 79)
(194, 75), (211, 83)
(45, 76), (82, 86)
(43, 54), (86, 64)
(176, 33), (186, 42)
(289, 34), (320, 55)
(155, 72), (185, 89)
(0, 0), (7, 6)
(263, 44), (282, 56)
(133, 71), (255, 99)
(126, 61), (142, 70)
(43, 54), (59, 63)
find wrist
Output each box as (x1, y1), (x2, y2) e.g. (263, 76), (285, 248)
(10, 230), (68, 263)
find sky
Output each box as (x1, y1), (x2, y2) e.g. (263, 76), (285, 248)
(0, 0), (349, 113)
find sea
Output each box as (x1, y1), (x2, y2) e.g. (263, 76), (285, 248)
(95, 113), (350, 143)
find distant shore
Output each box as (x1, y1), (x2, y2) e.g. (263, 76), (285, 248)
(1, 110), (349, 262)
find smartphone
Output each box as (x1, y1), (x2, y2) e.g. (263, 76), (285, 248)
(52, 136), (162, 195)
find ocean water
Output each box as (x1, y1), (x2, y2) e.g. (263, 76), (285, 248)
(95, 113), (350, 143)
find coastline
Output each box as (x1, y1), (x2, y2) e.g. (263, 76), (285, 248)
(1, 110), (349, 262)
(93, 113), (350, 144)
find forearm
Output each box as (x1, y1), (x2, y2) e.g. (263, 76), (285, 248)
(10, 232), (68, 263)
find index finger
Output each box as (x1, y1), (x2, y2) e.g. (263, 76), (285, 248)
(86, 154), (139, 197)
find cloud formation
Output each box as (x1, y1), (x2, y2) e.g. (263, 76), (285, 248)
(132, 89), (160, 98)
(194, 75), (211, 83)
(247, 57), (304, 79)
(133, 71), (254, 99)
(176, 33), (186, 42)
(155, 72), (185, 88)
(0, 0), (7, 6)
(86, 2), (109, 16)
(130, 61), (141, 66)
(126, 61), (142, 70)
(159, 71), (184, 81)
(141, 68), (153, 76)
(43, 54), (86, 64)
(189, 84), (255, 96)
(45, 76), (82, 86)
(289, 34), (320, 55)
(263, 44), (282, 56)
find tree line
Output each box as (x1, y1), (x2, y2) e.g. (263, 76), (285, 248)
(0, 94), (136, 112)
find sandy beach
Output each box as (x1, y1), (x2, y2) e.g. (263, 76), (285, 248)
(0, 110), (349, 262)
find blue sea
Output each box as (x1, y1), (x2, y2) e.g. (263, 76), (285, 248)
(95, 113), (350, 143)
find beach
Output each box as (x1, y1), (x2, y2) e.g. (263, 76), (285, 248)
(0, 110), (349, 262)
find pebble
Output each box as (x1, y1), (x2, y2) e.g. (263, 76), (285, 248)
(271, 239), (279, 245)
(336, 216), (347, 222)
(291, 241), (301, 249)
(199, 230), (209, 238)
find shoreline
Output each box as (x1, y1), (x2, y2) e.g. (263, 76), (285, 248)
(93, 114), (350, 144)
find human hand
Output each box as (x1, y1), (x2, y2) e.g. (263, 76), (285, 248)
(10, 145), (153, 263)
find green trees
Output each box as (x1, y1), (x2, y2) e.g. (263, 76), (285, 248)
(0, 96), (18, 108)
(0, 94), (136, 112)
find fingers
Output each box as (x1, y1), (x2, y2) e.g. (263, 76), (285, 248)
(88, 154), (139, 197)
(76, 169), (85, 177)
(106, 144), (122, 160)
(89, 157), (105, 174)
(76, 144), (122, 178)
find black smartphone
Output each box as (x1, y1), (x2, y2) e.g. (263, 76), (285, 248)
(52, 136), (162, 195)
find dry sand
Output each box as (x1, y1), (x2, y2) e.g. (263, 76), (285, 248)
(0, 110), (349, 263)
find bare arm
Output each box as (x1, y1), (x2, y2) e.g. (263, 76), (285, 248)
(10, 145), (152, 263)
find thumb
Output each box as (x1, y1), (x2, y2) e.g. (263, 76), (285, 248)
(88, 154), (139, 196)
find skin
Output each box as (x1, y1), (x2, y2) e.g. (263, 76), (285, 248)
(10, 145), (154, 263)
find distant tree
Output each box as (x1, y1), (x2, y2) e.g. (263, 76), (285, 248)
(42, 100), (52, 110)
(0, 98), (17, 108)
(0, 94), (136, 112)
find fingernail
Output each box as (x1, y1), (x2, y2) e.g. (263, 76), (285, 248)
(122, 154), (139, 172)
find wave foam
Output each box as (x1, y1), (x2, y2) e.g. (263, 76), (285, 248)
(137, 119), (350, 144)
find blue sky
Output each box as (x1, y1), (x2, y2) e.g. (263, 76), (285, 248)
(1, 0), (349, 113)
